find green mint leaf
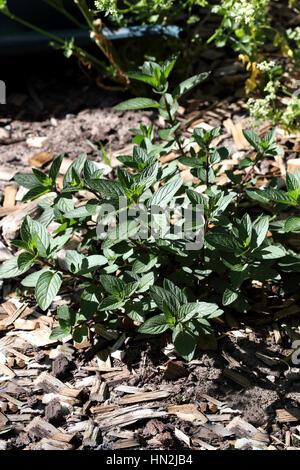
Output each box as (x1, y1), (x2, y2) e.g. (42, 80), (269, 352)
(49, 154), (64, 182)
(138, 314), (170, 334)
(35, 271), (62, 311)
(222, 288), (239, 306)
(173, 326), (198, 361)
(148, 177), (183, 208)
(73, 325), (88, 344)
(49, 325), (71, 341)
(114, 98), (160, 111)
(172, 72), (210, 100)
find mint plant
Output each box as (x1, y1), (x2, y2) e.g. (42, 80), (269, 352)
(0, 56), (299, 361)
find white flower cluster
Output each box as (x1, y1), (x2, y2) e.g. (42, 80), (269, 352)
(94, 0), (118, 17)
(247, 97), (271, 121)
(287, 26), (300, 45)
(232, 0), (256, 25)
(212, 0), (269, 27)
(263, 80), (279, 100)
(282, 96), (300, 127)
(257, 60), (276, 73)
(247, 76), (280, 122)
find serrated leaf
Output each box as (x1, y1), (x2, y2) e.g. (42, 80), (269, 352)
(98, 295), (125, 311)
(242, 129), (261, 151)
(256, 245), (286, 259)
(22, 186), (51, 202)
(222, 288), (238, 306)
(32, 169), (52, 186)
(125, 71), (159, 88)
(17, 252), (35, 271)
(0, 254), (34, 279)
(77, 255), (107, 274)
(65, 250), (84, 273)
(114, 98), (160, 111)
(172, 72), (210, 100)
(49, 154), (64, 182)
(21, 216), (51, 257)
(73, 325), (88, 344)
(138, 314), (169, 334)
(35, 271), (62, 311)
(14, 173), (41, 189)
(100, 275), (125, 296)
(21, 269), (49, 287)
(150, 285), (180, 313)
(173, 326), (198, 361)
(186, 189), (209, 210)
(63, 153), (86, 187)
(149, 177), (183, 208)
(178, 301), (221, 321)
(285, 216), (300, 232)
(286, 172), (300, 193)
(132, 253), (158, 274)
(89, 179), (125, 199)
(162, 53), (179, 79)
(49, 325), (71, 341)
(205, 232), (237, 252)
(251, 216), (269, 249)
(163, 279), (187, 305)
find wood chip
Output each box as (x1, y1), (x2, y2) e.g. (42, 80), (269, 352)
(36, 438), (73, 450)
(3, 184), (18, 208)
(0, 302), (26, 327)
(26, 417), (59, 439)
(0, 392), (23, 407)
(276, 409), (300, 423)
(26, 136), (48, 149)
(192, 437), (217, 450)
(0, 199), (43, 241)
(52, 433), (76, 443)
(163, 361), (187, 380)
(59, 388), (83, 399)
(273, 322), (282, 344)
(14, 319), (40, 330)
(29, 152), (53, 168)
(0, 362), (15, 378)
(90, 377), (108, 402)
(200, 394), (224, 407)
(174, 428), (191, 447)
(5, 348), (31, 363)
(224, 369), (251, 387)
(287, 158), (300, 173)
(95, 407), (168, 429)
(112, 438), (140, 449)
(168, 404), (207, 424)
(83, 421), (101, 447)
(226, 417), (268, 441)
(0, 242), (12, 262)
(115, 385), (146, 394)
(0, 166), (17, 181)
(119, 390), (170, 405)
(223, 118), (250, 150)
(0, 411), (8, 426)
(255, 352), (279, 366)
(207, 414), (232, 422)
(90, 404), (116, 415)
(100, 367), (131, 385)
(34, 371), (67, 393)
